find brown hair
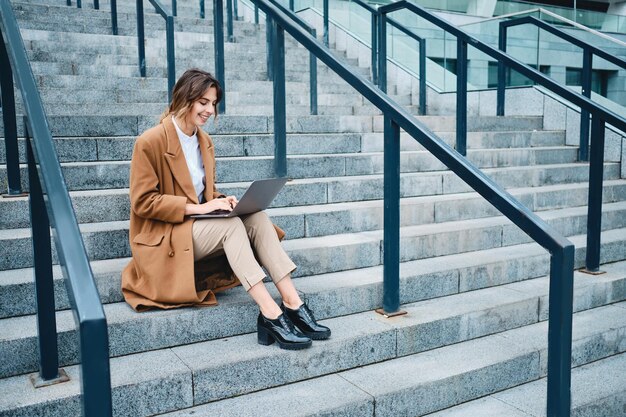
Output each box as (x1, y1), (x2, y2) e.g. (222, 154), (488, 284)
(160, 68), (223, 122)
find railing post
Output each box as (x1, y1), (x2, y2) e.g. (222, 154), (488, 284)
(200, 0), (205, 18)
(254, 4), (259, 24)
(94, 0), (100, 10)
(323, 0), (329, 47)
(0, 30), (23, 196)
(378, 116), (406, 317)
(25, 120), (66, 386)
(76, 0), (81, 8)
(272, 22), (287, 177)
(111, 0), (118, 35)
(377, 11), (387, 93)
(579, 49), (592, 162)
(234, 0), (238, 20)
(583, 115), (606, 274)
(136, 0), (146, 77)
(371, 13), (378, 85)
(166, 15), (176, 103)
(80, 317), (113, 416)
(213, 0), (226, 113)
(66, 0), (71, 6)
(172, 0), (177, 16)
(546, 245), (574, 417)
(418, 38), (426, 115)
(266, 15), (273, 80)
(497, 23), (507, 116)
(309, 28), (318, 115)
(456, 38), (467, 156)
(289, 0), (293, 11)
(226, 0), (234, 42)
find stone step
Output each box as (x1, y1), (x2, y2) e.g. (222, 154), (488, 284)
(22, 51), (364, 80)
(362, 130), (566, 151)
(166, 301), (624, 417)
(373, 115), (545, 133)
(424, 349), (626, 417)
(1, 184), (624, 316)
(1, 156), (618, 196)
(14, 87), (368, 107)
(0, 114), (373, 137)
(0, 130), (566, 165)
(25, 61), (346, 83)
(0, 191), (624, 270)
(1, 277), (623, 415)
(2, 178), (624, 232)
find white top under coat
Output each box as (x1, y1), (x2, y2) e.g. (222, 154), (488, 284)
(172, 116), (205, 202)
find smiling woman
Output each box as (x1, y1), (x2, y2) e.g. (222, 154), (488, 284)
(122, 68), (330, 350)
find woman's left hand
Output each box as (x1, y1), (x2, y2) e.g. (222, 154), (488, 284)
(225, 195), (238, 208)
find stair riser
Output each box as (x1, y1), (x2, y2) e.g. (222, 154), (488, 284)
(0, 114), (369, 137)
(1, 130), (564, 165)
(1, 204), (624, 271)
(1, 161), (616, 196)
(2, 278), (624, 407)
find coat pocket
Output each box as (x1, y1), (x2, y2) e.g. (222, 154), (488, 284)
(133, 233), (165, 246)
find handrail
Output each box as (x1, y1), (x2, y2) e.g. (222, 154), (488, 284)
(252, 1), (574, 415)
(0, 1), (112, 416)
(459, 7), (626, 48)
(499, 15), (626, 162)
(136, 0), (176, 101)
(497, 14), (626, 274)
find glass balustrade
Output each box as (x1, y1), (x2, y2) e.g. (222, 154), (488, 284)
(238, 0), (625, 112)
(494, 0), (626, 34)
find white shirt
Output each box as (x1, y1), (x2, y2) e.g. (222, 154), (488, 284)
(172, 116), (205, 203)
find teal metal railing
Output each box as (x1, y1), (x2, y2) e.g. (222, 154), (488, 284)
(498, 15), (626, 274)
(0, 1), (112, 415)
(498, 15), (626, 162)
(136, 0), (176, 101)
(235, 1), (576, 414)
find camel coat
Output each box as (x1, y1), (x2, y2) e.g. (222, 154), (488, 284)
(122, 115), (284, 311)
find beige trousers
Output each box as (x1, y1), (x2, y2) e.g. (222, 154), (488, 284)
(191, 211), (296, 290)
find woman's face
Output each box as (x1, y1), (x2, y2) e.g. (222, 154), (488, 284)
(184, 86), (218, 129)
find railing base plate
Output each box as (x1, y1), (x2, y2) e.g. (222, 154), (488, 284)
(579, 268), (606, 275)
(1, 192), (28, 198)
(30, 368), (70, 388)
(375, 308), (408, 318)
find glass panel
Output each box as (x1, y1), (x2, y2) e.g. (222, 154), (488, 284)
(494, 0), (626, 35)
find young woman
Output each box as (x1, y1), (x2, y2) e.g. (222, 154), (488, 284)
(122, 68), (330, 350)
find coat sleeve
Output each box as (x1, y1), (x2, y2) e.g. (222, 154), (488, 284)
(130, 137), (187, 223)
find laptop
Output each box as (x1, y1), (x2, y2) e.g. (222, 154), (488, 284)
(191, 177), (289, 218)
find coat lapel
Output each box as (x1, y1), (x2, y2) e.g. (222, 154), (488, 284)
(162, 115), (199, 204)
(197, 129), (216, 203)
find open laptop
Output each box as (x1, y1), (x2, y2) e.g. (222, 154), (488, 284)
(191, 177), (289, 218)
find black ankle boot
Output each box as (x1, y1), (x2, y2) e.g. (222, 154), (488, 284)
(257, 313), (312, 350)
(281, 302), (331, 340)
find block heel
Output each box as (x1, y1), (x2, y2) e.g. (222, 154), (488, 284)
(257, 325), (275, 346)
(257, 312), (312, 350)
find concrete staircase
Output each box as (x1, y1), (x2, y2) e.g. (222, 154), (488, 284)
(1, 0), (625, 416)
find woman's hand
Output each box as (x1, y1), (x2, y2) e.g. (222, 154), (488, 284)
(225, 195), (238, 208)
(185, 197), (234, 216)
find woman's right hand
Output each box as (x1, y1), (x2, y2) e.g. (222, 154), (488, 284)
(185, 197), (233, 216)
